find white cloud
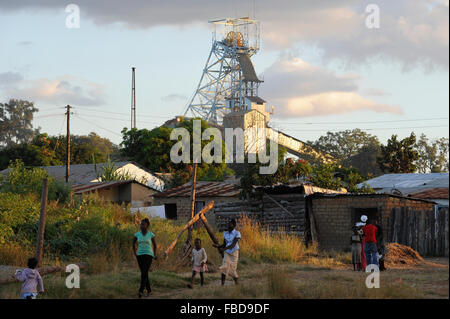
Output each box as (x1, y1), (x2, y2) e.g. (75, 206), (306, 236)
(260, 56), (403, 118)
(0, 0), (446, 69)
(0, 73), (105, 106)
(161, 93), (187, 102)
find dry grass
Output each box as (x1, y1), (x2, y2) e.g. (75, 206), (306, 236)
(0, 242), (32, 266)
(238, 216), (317, 263)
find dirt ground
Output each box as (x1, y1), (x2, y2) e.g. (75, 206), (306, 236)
(1, 257), (448, 299)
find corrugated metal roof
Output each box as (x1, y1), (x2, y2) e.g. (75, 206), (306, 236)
(358, 173), (448, 188)
(409, 188), (449, 200)
(310, 192), (437, 204)
(0, 161), (164, 191)
(72, 180), (159, 194)
(154, 181), (240, 198)
(254, 183), (346, 195)
(358, 173), (449, 195)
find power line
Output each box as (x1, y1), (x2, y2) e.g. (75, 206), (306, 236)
(73, 107), (171, 119)
(281, 125), (449, 132)
(72, 112), (163, 125)
(74, 114), (123, 137)
(270, 117), (449, 126)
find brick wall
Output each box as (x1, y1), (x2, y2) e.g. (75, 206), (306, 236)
(311, 195), (435, 251)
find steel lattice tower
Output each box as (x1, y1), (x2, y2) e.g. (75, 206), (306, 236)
(184, 17), (262, 124)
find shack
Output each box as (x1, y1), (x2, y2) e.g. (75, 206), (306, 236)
(214, 184), (345, 235)
(152, 181), (240, 221)
(72, 180), (159, 207)
(309, 193), (448, 257)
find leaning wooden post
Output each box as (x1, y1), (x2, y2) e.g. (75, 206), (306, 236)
(35, 178), (49, 266)
(164, 201), (214, 258)
(199, 213), (223, 257)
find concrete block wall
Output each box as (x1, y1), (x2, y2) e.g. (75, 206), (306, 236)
(311, 195), (435, 252)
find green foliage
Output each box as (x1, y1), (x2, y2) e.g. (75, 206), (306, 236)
(0, 192), (40, 243)
(120, 118), (233, 187)
(94, 157), (135, 182)
(415, 134), (449, 173)
(0, 160), (71, 203)
(0, 132), (119, 170)
(310, 164), (343, 190)
(0, 99), (39, 147)
(308, 129), (382, 177)
(378, 133), (420, 173)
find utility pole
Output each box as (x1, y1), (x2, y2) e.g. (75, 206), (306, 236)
(131, 67), (136, 129)
(65, 105), (71, 183)
(35, 178), (48, 266)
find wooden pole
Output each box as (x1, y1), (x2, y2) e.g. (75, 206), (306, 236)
(35, 178), (48, 266)
(187, 162), (198, 242)
(164, 201), (214, 258)
(199, 213), (223, 257)
(65, 105), (71, 183)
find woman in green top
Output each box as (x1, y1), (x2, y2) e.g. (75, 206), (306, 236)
(132, 218), (157, 298)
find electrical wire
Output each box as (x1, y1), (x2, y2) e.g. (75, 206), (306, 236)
(280, 125), (449, 132)
(270, 117), (449, 126)
(74, 114), (123, 137)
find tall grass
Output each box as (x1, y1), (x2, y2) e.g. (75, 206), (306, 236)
(238, 216), (317, 263)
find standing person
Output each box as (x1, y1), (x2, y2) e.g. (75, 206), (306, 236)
(132, 218), (157, 298)
(187, 238), (208, 289)
(15, 257), (44, 299)
(350, 226), (362, 271)
(358, 215), (368, 270)
(362, 219), (378, 267)
(213, 219), (241, 286)
(375, 223), (387, 271)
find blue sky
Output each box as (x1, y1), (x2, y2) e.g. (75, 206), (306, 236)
(0, 1), (448, 145)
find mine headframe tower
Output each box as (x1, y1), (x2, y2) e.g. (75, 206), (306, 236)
(184, 17), (262, 124)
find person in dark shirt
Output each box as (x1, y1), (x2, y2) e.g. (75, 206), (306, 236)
(375, 223), (387, 271)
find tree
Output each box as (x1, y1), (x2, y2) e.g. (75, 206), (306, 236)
(415, 134), (449, 173)
(346, 142), (383, 178)
(308, 129), (380, 161)
(378, 133), (419, 173)
(120, 118), (233, 187)
(308, 129), (382, 177)
(0, 132), (119, 170)
(0, 99), (39, 147)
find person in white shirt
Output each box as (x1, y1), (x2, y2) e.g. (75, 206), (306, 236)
(187, 238), (208, 288)
(213, 219), (241, 285)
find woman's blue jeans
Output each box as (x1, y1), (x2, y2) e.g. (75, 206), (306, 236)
(364, 242), (378, 266)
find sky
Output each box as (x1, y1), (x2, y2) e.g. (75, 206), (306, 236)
(0, 0), (448, 146)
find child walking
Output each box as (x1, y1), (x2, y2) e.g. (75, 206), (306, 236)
(350, 226), (362, 271)
(187, 238), (208, 289)
(15, 257), (44, 299)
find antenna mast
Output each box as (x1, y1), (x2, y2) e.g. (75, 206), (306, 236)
(131, 67), (136, 129)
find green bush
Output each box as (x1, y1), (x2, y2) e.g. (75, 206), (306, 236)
(0, 159), (71, 203)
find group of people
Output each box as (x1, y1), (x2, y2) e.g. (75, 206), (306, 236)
(16, 217), (241, 299)
(350, 215), (386, 272)
(16, 214), (391, 299)
(132, 217), (241, 298)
